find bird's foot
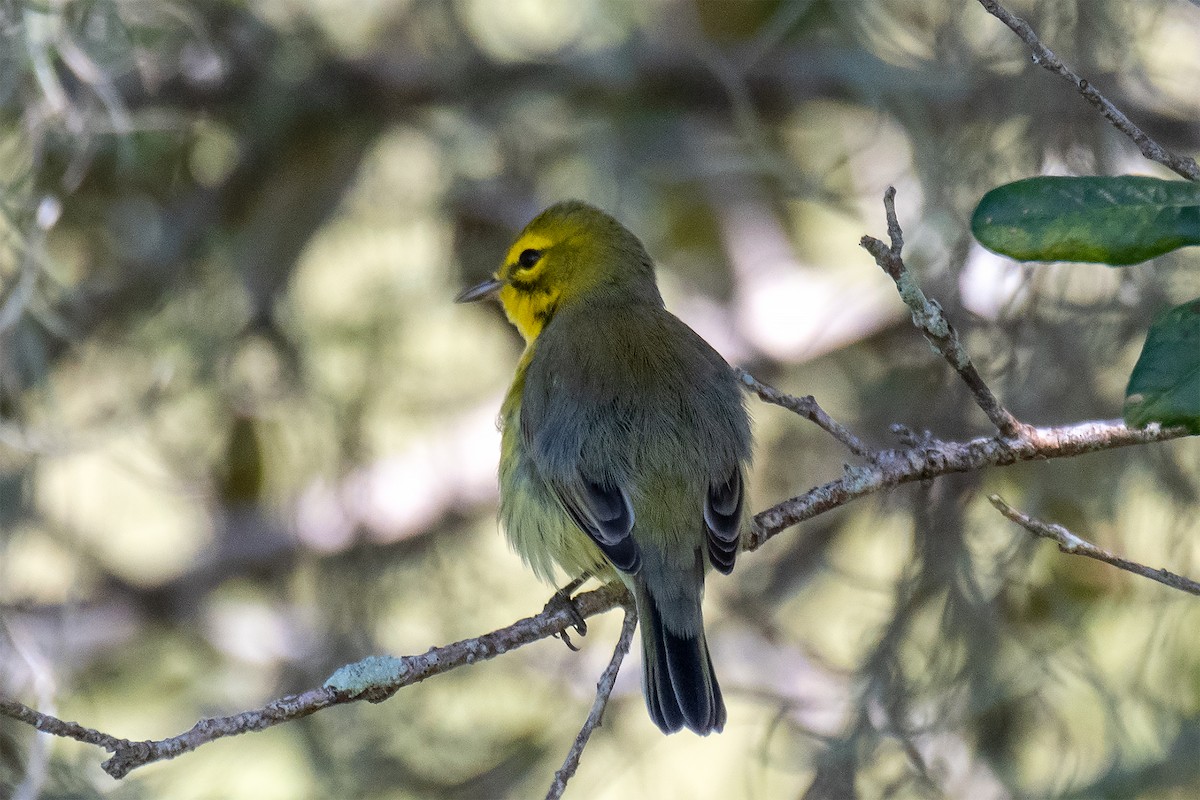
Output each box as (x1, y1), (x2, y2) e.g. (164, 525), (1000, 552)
(544, 576), (589, 650)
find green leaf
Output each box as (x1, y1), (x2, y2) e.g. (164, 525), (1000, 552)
(971, 176), (1200, 265)
(1124, 298), (1200, 434)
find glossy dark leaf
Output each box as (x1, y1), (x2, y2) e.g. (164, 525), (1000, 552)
(1124, 298), (1200, 434)
(972, 176), (1200, 265)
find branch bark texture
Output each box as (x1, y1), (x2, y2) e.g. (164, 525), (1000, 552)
(2, 584), (628, 779)
(748, 418), (1189, 550)
(989, 495), (1200, 596)
(545, 606), (638, 800)
(976, 0), (1200, 181)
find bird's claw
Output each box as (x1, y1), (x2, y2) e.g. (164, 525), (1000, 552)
(544, 586), (588, 650)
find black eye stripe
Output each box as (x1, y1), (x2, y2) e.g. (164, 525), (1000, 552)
(517, 248), (542, 270)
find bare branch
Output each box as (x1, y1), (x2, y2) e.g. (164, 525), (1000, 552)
(749, 418), (1190, 550)
(0, 698), (130, 754)
(988, 495), (1200, 596)
(860, 187), (1026, 438)
(0, 583), (628, 779)
(976, 0), (1200, 181)
(545, 606), (638, 800)
(736, 368), (873, 458)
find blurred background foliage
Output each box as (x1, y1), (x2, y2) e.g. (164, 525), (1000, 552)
(0, 0), (1198, 797)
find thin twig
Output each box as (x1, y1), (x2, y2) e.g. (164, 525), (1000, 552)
(860, 188), (1026, 438)
(976, 0), (1200, 182)
(988, 495), (1200, 596)
(0, 583), (629, 779)
(545, 605), (638, 800)
(0, 698), (130, 754)
(748, 418), (1190, 551)
(736, 368), (873, 458)
(3, 617), (56, 800)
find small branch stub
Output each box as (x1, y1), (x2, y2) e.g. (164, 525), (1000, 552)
(737, 368), (873, 458)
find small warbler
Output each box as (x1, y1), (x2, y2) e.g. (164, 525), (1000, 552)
(456, 201), (751, 735)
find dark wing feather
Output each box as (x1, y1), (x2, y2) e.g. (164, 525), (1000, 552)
(704, 467), (744, 575)
(555, 477), (642, 574)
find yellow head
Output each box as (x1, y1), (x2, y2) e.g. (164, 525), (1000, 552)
(455, 201), (663, 342)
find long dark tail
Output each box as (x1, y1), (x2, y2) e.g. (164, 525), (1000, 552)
(636, 583), (725, 735)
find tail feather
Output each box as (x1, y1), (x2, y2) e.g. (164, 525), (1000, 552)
(638, 585), (725, 735)
(704, 643), (727, 731)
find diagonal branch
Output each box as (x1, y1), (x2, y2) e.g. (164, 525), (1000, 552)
(736, 368), (873, 458)
(988, 495), (1200, 596)
(860, 188), (1026, 438)
(976, 0), (1200, 181)
(545, 606), (638, 800)
(6, 401), (1191, 778)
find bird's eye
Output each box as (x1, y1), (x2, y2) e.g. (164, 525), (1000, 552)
(517, 248), (542, 270)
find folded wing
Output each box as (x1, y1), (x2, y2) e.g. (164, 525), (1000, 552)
(703, 466), (744, 574)
(553, 477), (641, 574)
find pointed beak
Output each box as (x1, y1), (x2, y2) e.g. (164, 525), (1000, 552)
(454, 277), (503, 304)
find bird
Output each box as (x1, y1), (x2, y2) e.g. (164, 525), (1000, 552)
(456, 200), (751, 735)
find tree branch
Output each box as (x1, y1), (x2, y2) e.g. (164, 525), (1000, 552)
(975, 0), (1200, 181)
(0, 698), (130, 755)
(988, 495), (1200, 596)
(1, 583), (629, 779)
(748, 417), (1189, 550)
(545, 606), (638, 800)
(736, 368), (873, 458)
(860, 187), (1026, 438)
